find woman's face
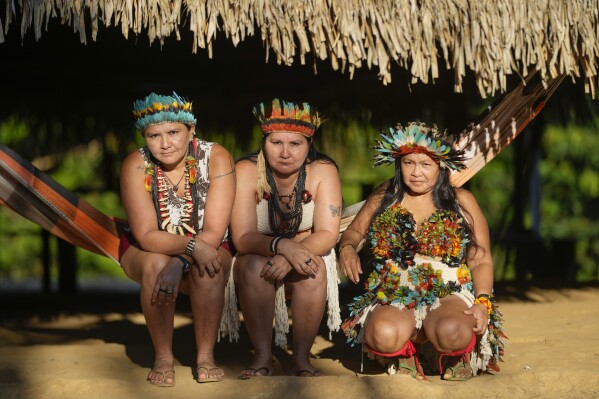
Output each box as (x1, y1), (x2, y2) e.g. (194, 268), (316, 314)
(263, 132), (310, 176)
(400, 153), (440, 195)
(143, 122), (194, 168)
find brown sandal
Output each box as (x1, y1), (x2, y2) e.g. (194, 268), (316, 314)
(147, 368), (175, 387)
(196, 365), (224, 383)
(238, 366), (272, 379)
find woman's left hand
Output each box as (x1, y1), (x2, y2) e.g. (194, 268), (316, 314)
(191, 239), (223, 278)
(464, 303), (489, 335)
(260, 255), (293, 282)
(151, 258), (183, 306)
(277, 239), (323, 278)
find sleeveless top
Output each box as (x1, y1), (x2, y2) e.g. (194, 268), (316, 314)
(139, 138), (213, 236)
(255, 199), (315, 234)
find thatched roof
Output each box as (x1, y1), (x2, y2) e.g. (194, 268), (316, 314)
(1, 0), (598, 97)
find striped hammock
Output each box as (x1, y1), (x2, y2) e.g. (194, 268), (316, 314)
(0, 71), (565, 263)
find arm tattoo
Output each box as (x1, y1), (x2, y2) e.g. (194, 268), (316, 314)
(212, 154), (237, 181)
(329, 204), (342, 217)
(212, 169), (235, 180)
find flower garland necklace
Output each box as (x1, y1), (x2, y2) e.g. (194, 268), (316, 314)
(368, 202), (419, 269)
(416, 209), (470, 267)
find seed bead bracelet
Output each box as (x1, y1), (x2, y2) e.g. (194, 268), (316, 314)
(474, 294), (493, 316)
(185, 238), (196, 257)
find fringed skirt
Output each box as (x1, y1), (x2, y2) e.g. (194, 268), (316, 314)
(218, 249), (341, 348)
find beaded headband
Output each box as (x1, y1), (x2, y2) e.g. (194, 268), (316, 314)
(253, 98), (322, 137)
(373, 122), (467, 171)
(132, 92), (197, 132)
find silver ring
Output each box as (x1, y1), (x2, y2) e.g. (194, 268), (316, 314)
(266, 260), (274, 267)
(305, 258), (312, 264)
(166, 290), (173, 294)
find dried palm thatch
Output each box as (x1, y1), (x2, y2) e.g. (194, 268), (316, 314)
(1, 0), (597, 97)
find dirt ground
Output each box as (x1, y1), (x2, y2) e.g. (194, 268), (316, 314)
(1, 282), (599, 399)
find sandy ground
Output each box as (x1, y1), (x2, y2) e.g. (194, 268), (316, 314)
(1, 282), (599, 399)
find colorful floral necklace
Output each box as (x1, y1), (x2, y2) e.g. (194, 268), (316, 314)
(368, 203), (470, 269)
(416, 209), (470, 267)
(368, 202), (419, 269)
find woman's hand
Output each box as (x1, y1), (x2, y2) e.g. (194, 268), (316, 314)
(339, 244), (362, 284)
(277, 239), (322, 278)
(464, 303), (489, 335)
(191, 239), (223, 278)
(151, 257), (183, 306)
(260, 255), (293, 282)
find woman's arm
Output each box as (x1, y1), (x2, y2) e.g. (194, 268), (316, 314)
(291, 161), (342, 255)
(337, 183), (387, 283)
(458, 188), (494, 296)
(458, 188), (494, 334)
(229, 159), (275, 256)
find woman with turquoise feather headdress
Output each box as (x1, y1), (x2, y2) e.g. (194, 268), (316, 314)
(338, 122), (506, 381)
(119, 92), (236, 385)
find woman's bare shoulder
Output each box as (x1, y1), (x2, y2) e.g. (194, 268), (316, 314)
(208, 143), (232, 159)
(121, 150), (144, 171)
(455, 187), (477, 205)
(309, 160), (339, 177)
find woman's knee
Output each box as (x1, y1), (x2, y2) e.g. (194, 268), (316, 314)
(233, 255), (267, 287)
(364, 317), (407, 353)
(137, 253), (170, 286)
(288, 265), (327, 293)
(430, 317), (473, 352)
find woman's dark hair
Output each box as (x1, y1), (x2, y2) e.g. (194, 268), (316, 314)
(237, 136), (338, 169)
(371, 156), (477, 251)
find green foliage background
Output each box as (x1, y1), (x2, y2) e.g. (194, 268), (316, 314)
(1, 115), (598, 284)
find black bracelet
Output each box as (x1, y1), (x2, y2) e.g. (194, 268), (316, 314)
(475, 293), (492, 300)
(273, 237), (283, 254)
(185, 239), (196, 257)
(175, 255), (191, 273)
(270, 236), (282, 254)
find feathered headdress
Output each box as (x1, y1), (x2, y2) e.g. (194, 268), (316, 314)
(373, 122), (467, 171)
(132, 92), (197, 132)
(253, 99), (322, 137)
(253, 99), (323, 200)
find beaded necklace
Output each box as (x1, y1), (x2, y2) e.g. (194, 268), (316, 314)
(265, 163), (307, 238)
(145, 141), (200, 236)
